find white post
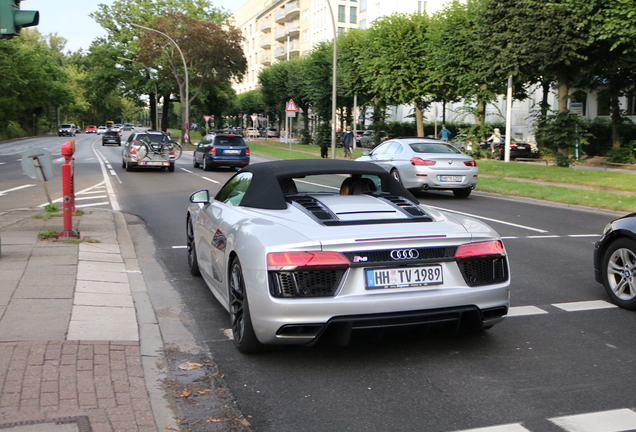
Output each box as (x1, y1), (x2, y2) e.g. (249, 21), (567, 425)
(353, 94), (358, 150)
(326, 0), (337, 159)
(505, 75), (513, 162)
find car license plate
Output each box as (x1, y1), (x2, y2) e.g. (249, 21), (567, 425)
(366, 265), (443, 289)
(139, 161), (166, 166)
(225, 150), (240, 154)
(439, 175), (464, 182)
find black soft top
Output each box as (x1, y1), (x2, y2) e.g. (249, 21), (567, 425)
(235, 159), (419, 210)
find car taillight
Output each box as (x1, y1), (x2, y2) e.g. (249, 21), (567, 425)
(464, 160), (477, 167)
(246, 149), (251, 155)
(267, 251), (350, 271)
(455, 241), (505, 259)
(411, 157), (436, 166)
(129, 147), (137, 155)
(208, 148), (216, 155)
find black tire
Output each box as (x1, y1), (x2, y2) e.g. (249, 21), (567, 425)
(125, 160), (133, 172)
(167, 163), (175, 172)
(601, 238), (636, 310)
(186, 217), (201, 277)
(390, 168), (402, 184)
(229, 258), (265, 353)
(203, 157), (213, 172)
(122, 159), (126, 169)
(193, 154), (200, 168)
(453, 187), (472, 198)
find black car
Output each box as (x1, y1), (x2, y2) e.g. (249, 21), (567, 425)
(479, 136), (533, 160)
(594, 214), (636, 310)
(193, 134), (250, 171)
(102, 130), (121, 146)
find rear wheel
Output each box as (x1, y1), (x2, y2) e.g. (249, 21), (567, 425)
(453, 187), (472, 198)
(229, 258), (264, 353)
(601, 238), (636, 310)
(167, 163), (175, 172)
(186, 217), (201, 277)
(125, 160), (133, 172)
(193, 154), (200, 168)
(390, 168), (402, 184)
(203, 157), (213, 172)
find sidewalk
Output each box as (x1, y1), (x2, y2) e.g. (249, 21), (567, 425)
(0, 208), (175, 431)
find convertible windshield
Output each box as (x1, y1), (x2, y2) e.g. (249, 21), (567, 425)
(292, 174), (382, 196)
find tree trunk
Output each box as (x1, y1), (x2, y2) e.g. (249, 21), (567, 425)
(556, 64), (568, 113)
(536, 79), (551, 150)
(610, 86), (622, 149)
(415, 98), (424, 137)
(162, 94), (171, 133)
(149, 92), (157, 130)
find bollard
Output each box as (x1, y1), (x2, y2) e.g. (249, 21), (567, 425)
(58, 140), (79, 239)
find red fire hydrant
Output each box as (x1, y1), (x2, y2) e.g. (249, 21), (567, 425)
(58, 140), (79, 239)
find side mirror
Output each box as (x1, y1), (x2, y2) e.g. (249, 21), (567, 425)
(189, 189), (210, 204)
(363, 150), (370, 156)
(192, 142), (199, 146)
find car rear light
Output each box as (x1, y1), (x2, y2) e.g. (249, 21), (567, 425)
(464, 160), (477, 167)
(411, 158), (436, 166)
(455, 241), (505, 259)
(267, 251), (351, 271)
(208, 148), (216, 155)
(246, 149), (251, 155)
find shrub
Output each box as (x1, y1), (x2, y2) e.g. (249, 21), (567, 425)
(298, 129), (312, 145)
(606, 144), (636, 164)
(7, 121), (26, 139)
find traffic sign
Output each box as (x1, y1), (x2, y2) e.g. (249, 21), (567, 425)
(251, 115), (258, 124)
(286, 99), (298, 112)
(203, 115), (211, 122)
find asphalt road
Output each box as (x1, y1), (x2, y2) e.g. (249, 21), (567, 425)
(2, 135), (635, 432)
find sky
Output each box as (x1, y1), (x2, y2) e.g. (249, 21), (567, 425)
(24, 0), (241, 53)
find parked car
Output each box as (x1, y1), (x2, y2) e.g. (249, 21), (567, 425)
(186, 159), (510, 353)
(97, 126), (107, 134)
(102, 130), (121, 146)
(479, 136), (533, 160)
(358, 130), (388, 148)
(245, 127), (259, 138)
(85, 125), (97, 134)
(594, 213), (636, 310)
(121, 130), (175, 172)
(192, 134), (250, 171)
(266, 127), (278, 137)
(356, 138), (478, 198)
(58, 124), (76, 137)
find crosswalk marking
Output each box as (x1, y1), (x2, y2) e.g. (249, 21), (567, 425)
(508, 306), (548, 316)
(552, 300), (617, 312)
(452, 409), (636, 432)
(454, 424), (530, 432)
(550, 409), (636, 432)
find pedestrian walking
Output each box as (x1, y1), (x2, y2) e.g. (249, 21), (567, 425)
(341, 126), (354, 158)
(438, 125), (451, 142)
(320, 138), (329, 158)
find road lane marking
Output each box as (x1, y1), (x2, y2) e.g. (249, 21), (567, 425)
(180, 167), (221, 183)
(549, 409), (636, 432)
(527, 235), (560, 239)
(0, 184), (36, 196)
(567, 234), (600, 238)
(93, 146), (121, 210)
(426, 205), (550, 233)
(552, 300), (617, 312)
(508, 306), (548, 317)
(453, 423), (530, 432)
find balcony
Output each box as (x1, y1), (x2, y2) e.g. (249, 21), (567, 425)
(259, 18), (272, 32)
(274, 45), (286, 59)
(285, 21), (300, 37)
(274, 27), (287, 41)
(260, 36), (271, 48)
(274, 41), (299, 60)
(284, 1), (300, 18)
(275, 8), (286, 23)
(260, 53), (271, 65)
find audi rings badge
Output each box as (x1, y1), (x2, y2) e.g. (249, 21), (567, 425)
(390, 249), (419, 260)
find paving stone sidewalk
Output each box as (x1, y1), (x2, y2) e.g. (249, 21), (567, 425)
(0, 208), (176, 431)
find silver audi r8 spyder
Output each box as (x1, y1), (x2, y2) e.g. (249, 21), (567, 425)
(186, 159), (510, 353)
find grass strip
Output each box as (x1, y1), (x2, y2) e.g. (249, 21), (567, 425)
(476, 177), (636, 212)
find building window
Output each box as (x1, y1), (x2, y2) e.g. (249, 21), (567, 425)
(337, 27), (345, 36)
(597, 90), (610, 116)
(359, 19), (367, 29)
(350, 7), (357, 23)
(338, 5), (345, 22)
(303, 30), (308, 41)
(360, 0), (366, 12)
(627, 96), (636, 116)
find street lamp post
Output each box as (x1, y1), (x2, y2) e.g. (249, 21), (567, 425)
(326, 0), (337, 159)
(131, 23), (189, 142)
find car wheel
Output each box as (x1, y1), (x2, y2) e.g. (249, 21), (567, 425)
(122, 159), (126, 169)
(453, 187), (472, 198)
(193, 155), (200, 168)
(186, 217), (201, 277)
(125, 160), (133, 172)
(390, 168), (402, 184)
(167, 163), (175, 172)
(203, 157), (212, 172)
(601, 238), (636, 310)
(229, 258), (265, 354)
